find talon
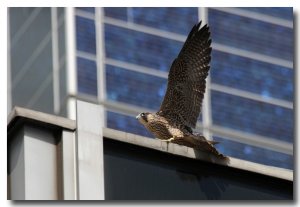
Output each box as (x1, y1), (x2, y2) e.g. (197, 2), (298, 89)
(161, 136), (176, 142)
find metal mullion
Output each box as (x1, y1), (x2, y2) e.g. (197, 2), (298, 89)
(51, 7), (60, 114)
(65, 7), (77, 120)
(95, 7), (107, 127)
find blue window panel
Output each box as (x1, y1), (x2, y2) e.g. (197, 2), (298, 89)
(107, 111), (154, 138)
(76, 16), (96, 54)
(77, 57), (98, 96)
(104, 7), (127, 21)
(211, 91), (293, 143)
(211, 51), (293, 102)
(238, 7), (293, 21)
(208, 9), (293, 61)
(106, 64), (204, 123)
(106, 65), (166, 110)
(76, 7), (95, 13)
(131, 8), (198, 35)
(105, 24), (182, 72)
(213, 136), (293, 170)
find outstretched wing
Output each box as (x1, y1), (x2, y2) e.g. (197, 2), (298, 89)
(158, 22), (212, 128)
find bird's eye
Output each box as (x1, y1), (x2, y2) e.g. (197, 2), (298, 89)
(141, 113), (145, 117)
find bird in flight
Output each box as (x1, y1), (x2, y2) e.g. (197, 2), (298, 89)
(136, 21), (226, 159)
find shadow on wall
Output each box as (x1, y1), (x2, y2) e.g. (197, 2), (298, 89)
(176, 169), (229, 200)
(193, 148), (231, 166)
(174, 148), (231, 200)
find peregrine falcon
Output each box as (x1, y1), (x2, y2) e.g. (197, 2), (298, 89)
(136, 21), (226, 158)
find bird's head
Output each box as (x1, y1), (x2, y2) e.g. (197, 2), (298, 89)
(136, 112), (155, 126)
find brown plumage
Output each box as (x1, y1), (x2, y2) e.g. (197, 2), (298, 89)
(136, 21), (226, 159)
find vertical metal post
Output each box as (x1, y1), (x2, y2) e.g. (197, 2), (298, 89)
(199, 7), (212, 140)
(75, 100), (105, 200)
(95, 7), (107, 127)
(65, 7), (77, 120)
(51, 7), (60, 115)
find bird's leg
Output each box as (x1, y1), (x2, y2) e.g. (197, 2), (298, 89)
(160, 136), (176, 142)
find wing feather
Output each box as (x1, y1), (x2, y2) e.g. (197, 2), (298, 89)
(158, 22), (212, 128)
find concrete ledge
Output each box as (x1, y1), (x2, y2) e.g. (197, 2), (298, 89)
(103, 128), (293, 182)
(7, 106), (293, 182)
(8, 107), (76, 131)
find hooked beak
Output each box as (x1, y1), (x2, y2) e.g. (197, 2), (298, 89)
(136, 114), (141, 120)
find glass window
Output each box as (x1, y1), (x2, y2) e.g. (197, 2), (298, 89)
(238, 7), (293, 21)
(210, 51), (293, 101)
(9, 7), (38, 35)
(77, 57), (98, 96)
(76, 16), (96, 54)
(106, 65), (166, 110)
(76, 7), (95, 13)
(104, 139), (293, 199)
(211, 91), (293, 143)
(31, 78), (54, 114)
(132, 7), (198, 35)
(12, 40), (53, 112)
(208, 9), (293, 61)
(107, 111), (154, 138)
(10, 8), (51, 78)
(105, 24), (182, 72)
(104, 7), (127, 21)
(214, 136), (293, 169)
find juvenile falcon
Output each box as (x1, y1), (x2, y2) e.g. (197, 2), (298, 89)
(136, 21), (226, 158)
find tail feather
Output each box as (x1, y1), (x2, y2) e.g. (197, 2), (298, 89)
(208, 140), (219, 145)
(175, 134), (227, 159)
(193, 133), (219, 145)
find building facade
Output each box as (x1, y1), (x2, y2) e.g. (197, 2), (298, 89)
(7, 103), (293, 200)
(8, 7), (294, 169)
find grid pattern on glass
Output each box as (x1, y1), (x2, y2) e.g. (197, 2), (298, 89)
(76, 7), (95, 13)
(214, 136), (293, 170)
(74, 7), (293, 169)
(104, 7), (127, 21)
(238, 7), (293, 21)
(105, 24), (182, 72)
(211, 50), (293, 102)
(131, 8), (198, 35)
(211, 91), (293, 143)
(106, 64), (166, 110)
(107, 111), (154, 138)
(208, 9), (293, 61)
